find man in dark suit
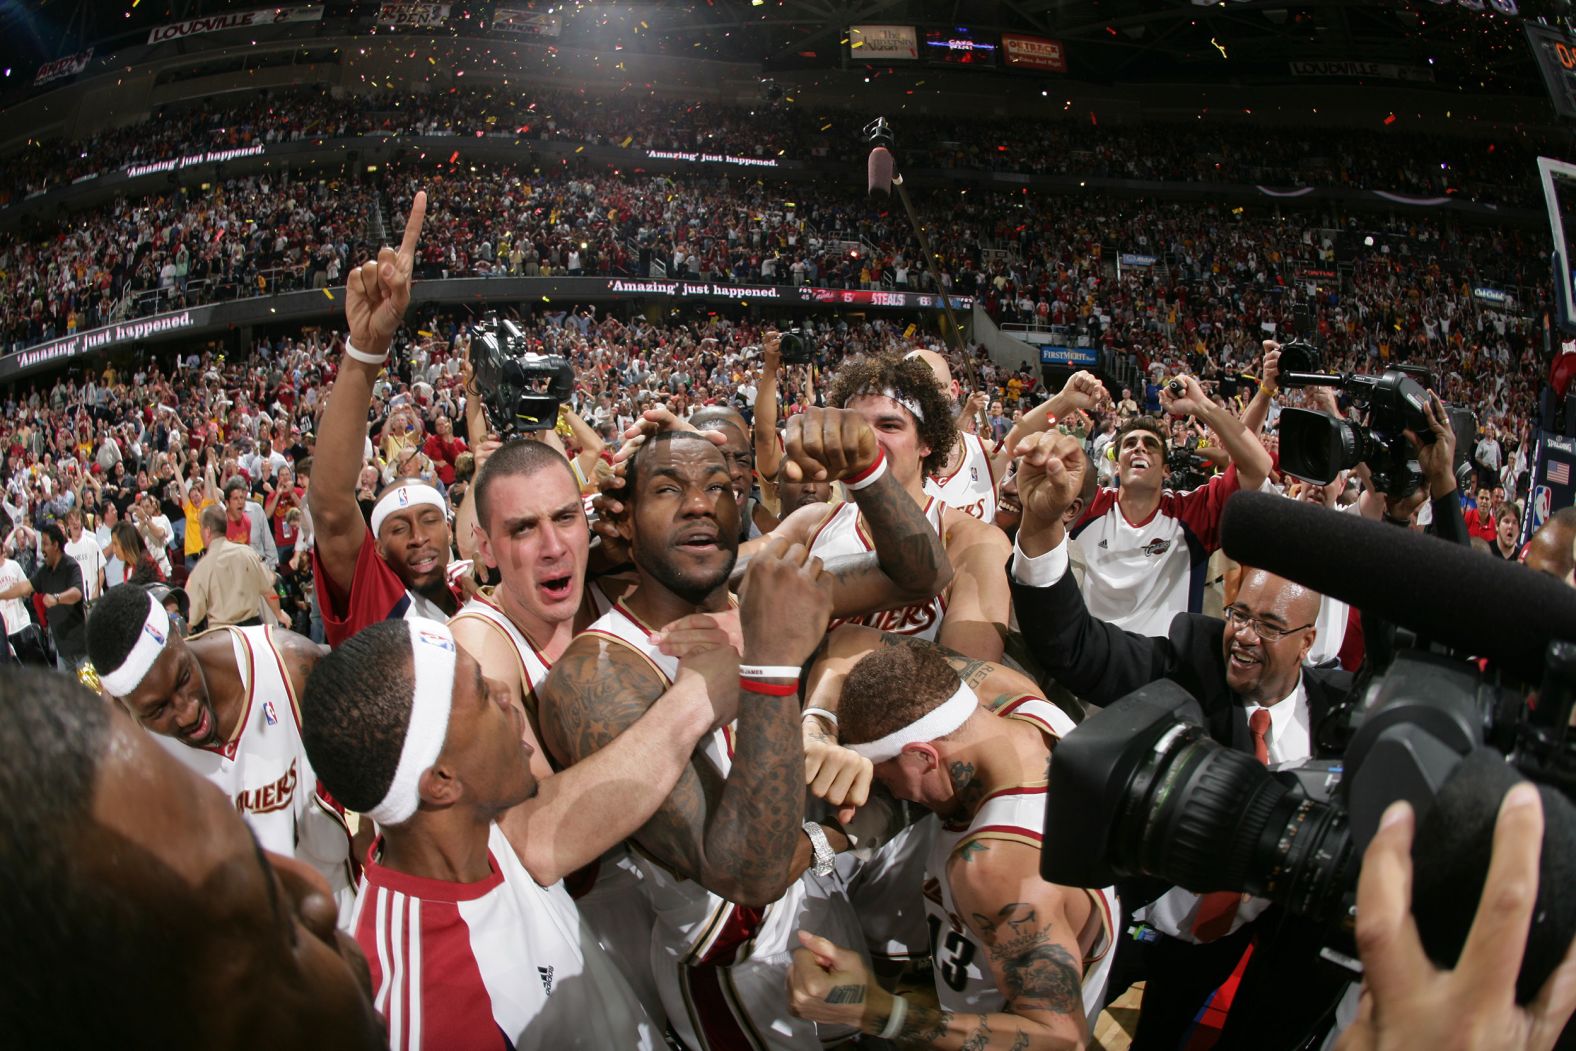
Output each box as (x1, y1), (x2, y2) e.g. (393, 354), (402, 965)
(1007, 429), (1352, 1049)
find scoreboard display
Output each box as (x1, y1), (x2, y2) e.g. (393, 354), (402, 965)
(1527, 22), (1576, 120)
(922, 27), (999, 66)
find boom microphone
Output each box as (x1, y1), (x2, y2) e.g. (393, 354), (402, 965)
(867, 146), (894, 196)
(1219, 491), (1576, 682)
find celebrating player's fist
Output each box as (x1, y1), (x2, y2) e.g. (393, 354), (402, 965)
(1012, 431), (1089, 528)
(782, 407), (879, 484)
(739, 535), (833, 668)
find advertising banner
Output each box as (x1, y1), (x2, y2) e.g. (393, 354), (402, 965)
(0, 308), (205, 381)
(34, 48), (93, 86)
(1523, 431), (1576, 546)
(147, 7), (323, 45)
(849, 25), (919, 60)
(375, 3), (450, 27)
(1001, 34), (1066, 72)
(493, 7), (561, 36)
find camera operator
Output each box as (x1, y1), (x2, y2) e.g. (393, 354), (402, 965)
(1006, 429), (1350, 1048)
(1070, 373), (1271, 637)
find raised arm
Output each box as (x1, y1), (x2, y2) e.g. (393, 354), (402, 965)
(753, 331), (785, 481)
(993, 371), (1110, 481)
(560, 405), (605, 480)
(1160, 374), (1271, 492)
(308, 191), (427, 597)
(777, 406), (953, 617)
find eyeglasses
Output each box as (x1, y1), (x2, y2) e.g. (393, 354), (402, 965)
(1223, 606), (1314, 643)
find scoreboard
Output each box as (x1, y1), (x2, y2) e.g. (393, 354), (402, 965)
(1527, 22), (1576, 120)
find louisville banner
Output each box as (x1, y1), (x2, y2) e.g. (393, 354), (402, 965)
(147, 6), (323, 45)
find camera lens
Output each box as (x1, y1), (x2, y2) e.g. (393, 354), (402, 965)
(1113, 725), (1356, 927)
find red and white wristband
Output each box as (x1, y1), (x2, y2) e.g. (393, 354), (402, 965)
(844, 448), (887, 491)
(740, 663), (801, 697)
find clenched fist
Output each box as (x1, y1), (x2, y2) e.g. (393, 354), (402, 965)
(781, 407), (879, 484)
(739, 535), (833, 668)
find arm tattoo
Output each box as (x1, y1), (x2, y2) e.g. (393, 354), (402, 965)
(540, 636), (805, 905)
(848, 467), (951, 601)
(893, 1005), (953, 1048)
(987, 916), (1084, 1017)
(823, 984), (866, 1005)
(958, 840), (990, 864)
(959, 1016), (992, 1051)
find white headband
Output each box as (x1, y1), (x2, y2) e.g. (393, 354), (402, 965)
(370, 483), (447, 537)
(844, 386), (925, 423)
(367, 619), (458, 827)
(846, 682), (979, 763)
(100, 594), (171, 697)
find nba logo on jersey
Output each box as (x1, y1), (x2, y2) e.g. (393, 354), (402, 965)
(970, 467), (978, 483)
(417, 629), (456, 652)
(263, 699), (278, 726)
(143, 621), (165, 646)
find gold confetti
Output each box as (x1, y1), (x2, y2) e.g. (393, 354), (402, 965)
(322, 288), (335, 300)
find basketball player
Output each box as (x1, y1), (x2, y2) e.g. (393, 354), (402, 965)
(788, 643), (1118, 1049)
(771, 351), (1012, 664)
(691, 404), (778, 539)
(908, 349), (1108, 524)
(85, 583), (358, 916)
(541, 427), (938, 1050)
(311, 190), (467, 645)
(0, 668), (385, 1049)
(448, 437), (662, 1018)
(301, 616), (719, 1048)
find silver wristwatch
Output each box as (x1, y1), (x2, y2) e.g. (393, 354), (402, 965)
(802, 821), (835, 877)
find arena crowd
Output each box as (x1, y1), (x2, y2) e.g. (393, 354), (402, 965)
(1, 85), (1573, 1051)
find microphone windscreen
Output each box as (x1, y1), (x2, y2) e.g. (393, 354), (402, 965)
(1409, 748), (1576, 1004)
(1220, 491), (1576, 682)
(867, 147), (894, 196)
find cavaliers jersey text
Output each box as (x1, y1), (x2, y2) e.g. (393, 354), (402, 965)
(807, 498), (949, 641)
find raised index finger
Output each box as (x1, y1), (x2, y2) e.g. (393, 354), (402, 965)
(399, 190), (428, 260)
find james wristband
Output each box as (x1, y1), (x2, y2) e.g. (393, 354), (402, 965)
(740, 664), (802, 680)
(802, 706), (838, 728)
(844, 449), (887, 491)
(344, 337), (390, 366)
(740, 677), (798, 697)
(878, 995), (908, 1040)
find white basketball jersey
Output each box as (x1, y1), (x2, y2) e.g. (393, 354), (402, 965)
(450, 583), (666, 1026)
(450, 589), (555, 718)
(581, 599), (865, 1051)
(923, 783), (1118, 1021)
(350, 822), (659, 1051)
(807, 498), (949, 641)
(155, 625), (357, 921)
(925, 432), (999, 522)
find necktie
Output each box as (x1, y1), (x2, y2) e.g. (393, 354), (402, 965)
(1192, 708), (1273, 940)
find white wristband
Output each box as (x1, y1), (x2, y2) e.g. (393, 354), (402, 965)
(844, 449), (887, 491)
(344, 336), (390, 366)
(878, 994), (908, 1040)
(740, 664), (802, 680)
(802, 706), (839, 727)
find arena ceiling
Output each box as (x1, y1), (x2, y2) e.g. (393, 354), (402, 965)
(0, 0), (1569, 99)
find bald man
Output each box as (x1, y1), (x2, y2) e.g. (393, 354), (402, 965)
(1003, 430), (1353, 1047)
(1524, 507), (1576, 585)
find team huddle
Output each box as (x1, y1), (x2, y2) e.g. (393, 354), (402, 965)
(20, 189), (1294, 1051)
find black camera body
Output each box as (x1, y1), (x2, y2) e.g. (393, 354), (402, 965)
(1043, 650), (1576, 1005)
(469, 316), (574, 434)
(778, 328), (815, 365)
(1276, 351), (1475, 498)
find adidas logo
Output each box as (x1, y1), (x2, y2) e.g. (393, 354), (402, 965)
(538, 965), (555, 996)
(1097, 539), (1109, 550)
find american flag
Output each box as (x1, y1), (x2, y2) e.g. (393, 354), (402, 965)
(1550, 460), (1571, 486)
